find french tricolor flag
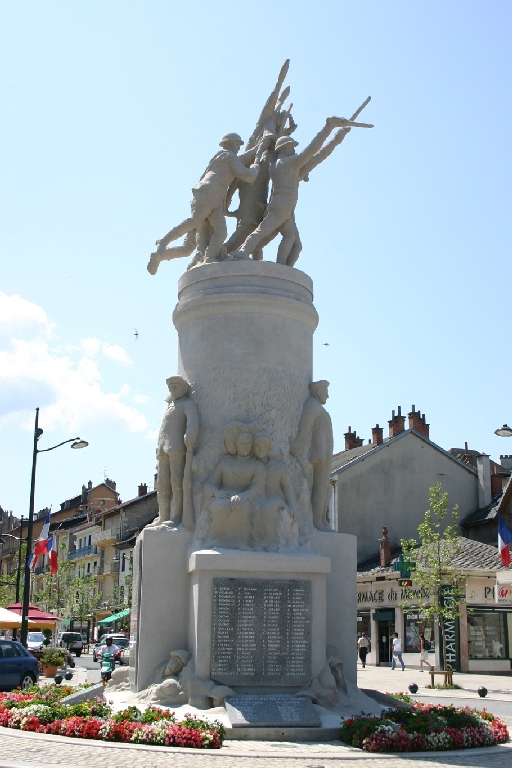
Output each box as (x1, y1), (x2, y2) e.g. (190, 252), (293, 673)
(46, 535), (58, 575)
(498, 515), (512, 567)
(33, 511), (51, 557)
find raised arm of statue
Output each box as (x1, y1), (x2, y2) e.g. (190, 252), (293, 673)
(300, 97), (371, 181)
(245, 59), (290, 150)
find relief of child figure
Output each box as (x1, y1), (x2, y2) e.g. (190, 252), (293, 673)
(251, 432), (299, 551)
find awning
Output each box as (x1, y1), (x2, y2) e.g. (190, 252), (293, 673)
(0, 607), (35, 629)
(97, 608), (130, 625)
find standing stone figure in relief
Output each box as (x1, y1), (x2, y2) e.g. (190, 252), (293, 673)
(147, 134), (269, 275)
(202, 423), (265, 549)
(155, 376), (199, 526)
(230, 116), (372, 265)
(251, 432), (299, 551)
(290, 380), (333, 531)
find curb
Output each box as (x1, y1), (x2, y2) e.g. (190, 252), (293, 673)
(0, 726), (510, 761)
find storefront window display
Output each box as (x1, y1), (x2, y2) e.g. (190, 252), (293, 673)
(404, 613), (435, 653)
(468, 612), (507, 659)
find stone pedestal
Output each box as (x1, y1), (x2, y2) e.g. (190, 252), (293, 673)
(188, 550), (329, 689)
(130, 526), (189, 692)
(173, 262), (318, 546)
(130, 261), (359, 719)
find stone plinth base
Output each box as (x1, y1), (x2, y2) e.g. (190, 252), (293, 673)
(188, 549), (329, 688)
(130, 526), (189, 692)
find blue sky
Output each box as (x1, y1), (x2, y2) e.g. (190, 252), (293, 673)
(1, 1), (511, 516)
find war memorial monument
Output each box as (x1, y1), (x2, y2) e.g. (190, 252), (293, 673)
(127, 61), (381, 738)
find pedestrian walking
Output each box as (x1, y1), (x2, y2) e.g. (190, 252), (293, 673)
(391, 632), (405, 670)
(357, 631), (370, 668)
(419, 632), (433, 671)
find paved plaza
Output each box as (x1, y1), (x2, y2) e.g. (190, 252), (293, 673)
(1, 658), (510, 767)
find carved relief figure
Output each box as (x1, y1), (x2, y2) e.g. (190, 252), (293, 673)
(251, 432), (299, 551)
(156, 376), (199, 526)
(147, 134), (268, 274)
(290, 380), (333, 531)
(203, 423), (265, 549)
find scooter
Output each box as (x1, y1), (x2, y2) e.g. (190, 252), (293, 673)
(100, 652), (116, 684)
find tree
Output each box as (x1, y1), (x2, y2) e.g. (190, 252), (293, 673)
(400, 482), (467, 672)
(0, 541), (26, 608)
(66, 575), (102, 639)
(33, 541), (74, 615)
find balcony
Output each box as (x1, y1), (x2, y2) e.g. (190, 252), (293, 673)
(33, 563), (49, 576)
(91, 528), (121, 546)
(69, 545), (99, 561)
(102, 561), (119, 575)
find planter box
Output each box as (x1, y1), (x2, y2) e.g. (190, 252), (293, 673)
(43, 665), (58, 677)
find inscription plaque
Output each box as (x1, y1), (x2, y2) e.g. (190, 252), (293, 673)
(211, 578), (311, 686)
(226, 695), (321, 727)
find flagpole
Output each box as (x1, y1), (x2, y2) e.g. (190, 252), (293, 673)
(20, 408), (40, 647)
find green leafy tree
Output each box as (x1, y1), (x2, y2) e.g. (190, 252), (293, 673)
(66, 575), (102, 639)
(33, 541), (75, 614)
(0, 541), (26, 607)
(400, 482), (468, 672)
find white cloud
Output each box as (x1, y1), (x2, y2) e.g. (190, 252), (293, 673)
(119, 384), (130, 397)
(132, 394), (150, 404)
(145, 429), (159, 441)
(80, 337), (132, 365)
(0, 292), (147, 433)
(102, 343), (132, 365)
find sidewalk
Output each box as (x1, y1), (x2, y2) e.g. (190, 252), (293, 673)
(357, 661), (512, 700)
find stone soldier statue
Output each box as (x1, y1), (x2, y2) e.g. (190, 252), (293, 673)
(290, 380), (333, 531)
(156, 376), (199, 526)
(147, 134), (268, 274)
(231, 116), (372, 265)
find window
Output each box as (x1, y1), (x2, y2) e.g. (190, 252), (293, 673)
(357, 611), (371, 640)
(121, 553), (126, 572)
(87, 562), (91, 574)
(404, 614), (435, 652)
(468, 612), (506, 659)
(88, 535), (91, 546)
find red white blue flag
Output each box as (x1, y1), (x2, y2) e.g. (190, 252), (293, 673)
(498, 515), (512, 567)
(28, 510), (51, 571)
(46, 535), (58, 575)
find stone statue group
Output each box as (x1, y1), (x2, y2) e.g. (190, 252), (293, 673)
(147, 60), (372, 275)
(154, 375), (333, 548)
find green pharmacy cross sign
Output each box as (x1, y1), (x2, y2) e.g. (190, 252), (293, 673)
(394, 554), (416, 579)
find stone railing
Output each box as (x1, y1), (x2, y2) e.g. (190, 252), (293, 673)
(91, 528), (121, 545)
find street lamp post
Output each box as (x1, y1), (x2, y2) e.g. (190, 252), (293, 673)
(20, 408), (88, 647)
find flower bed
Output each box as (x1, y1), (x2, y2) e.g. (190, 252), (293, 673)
(341, 702), (509, 752)
(0, 686), (225, 749)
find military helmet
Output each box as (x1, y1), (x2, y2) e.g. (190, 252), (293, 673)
(274, 136), (299, 153)
(219, 132), (244, 147)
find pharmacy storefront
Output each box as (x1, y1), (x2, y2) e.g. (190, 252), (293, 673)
(357, 569), (512, 673)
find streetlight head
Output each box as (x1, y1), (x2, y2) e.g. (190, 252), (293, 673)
(71, 438), (89, 450)
(495, 424), (512, 438)
(36, 428), (44, 439)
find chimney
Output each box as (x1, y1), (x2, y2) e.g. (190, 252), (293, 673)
(388, 406), (406, 437)
(491, 473), (502, 498)
(371, 424), (383, 445)
(379, 526), (391, 567)
(408, 405), (430, 439)
(87, 480), (93, 490)
(500, 455), (512, 471)
(344, 427), (363, 451)
(138, 483), (148, 497)
(476, 455), (492, 508)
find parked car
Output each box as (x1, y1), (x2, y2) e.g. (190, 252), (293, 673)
(26, 632), (45, 652)
(93, 634), (129, 663)
(0, 639), (39, 691)
(58, 631), (83, 657)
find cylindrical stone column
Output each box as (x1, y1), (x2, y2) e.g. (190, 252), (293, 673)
(172, 261), (318, 544)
